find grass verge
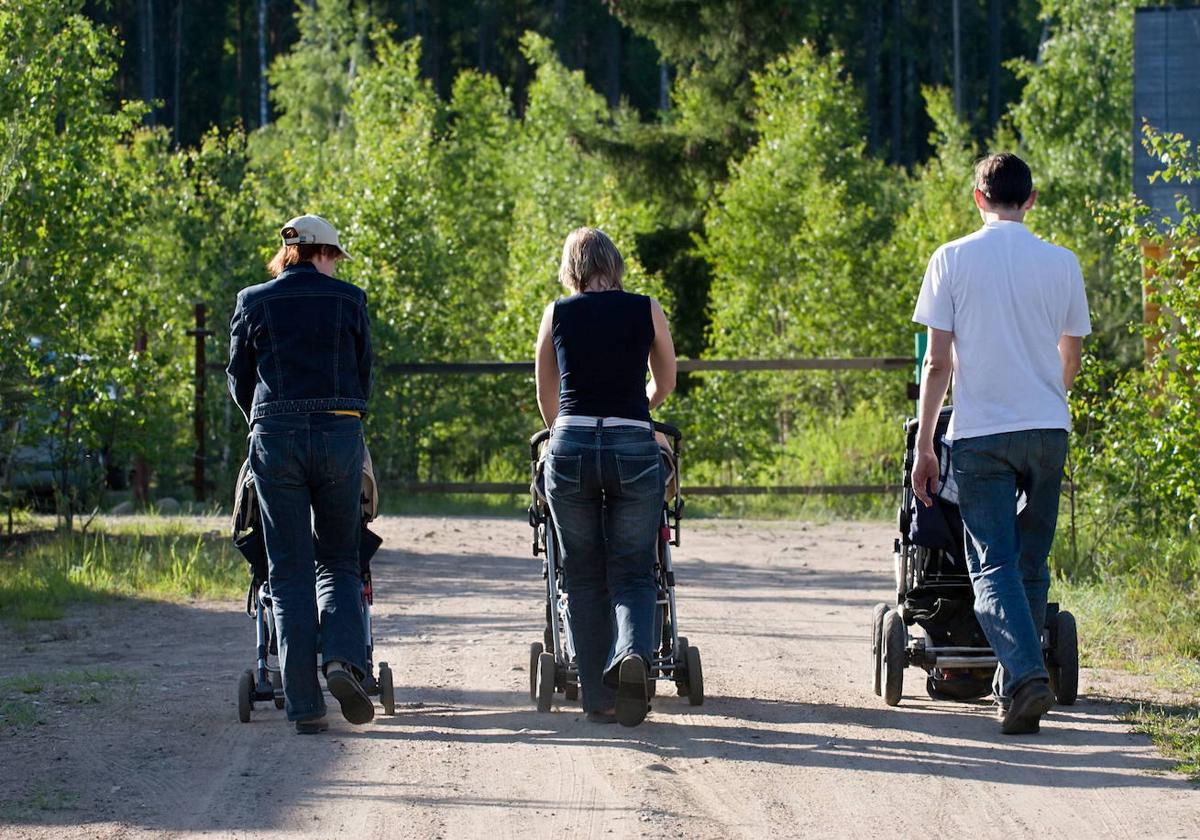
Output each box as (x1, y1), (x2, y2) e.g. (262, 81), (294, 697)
(1052, 530), (1200, 780)
(1125, 704), (1200, 781)
(0, 518), (243, 623)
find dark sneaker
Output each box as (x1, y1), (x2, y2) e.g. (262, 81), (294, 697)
(615, 655), (649, 728)
(325, 663), (375, 725)
(295, 716), (329, 734)
(1000, 679), (1054, 735)
(586, 710), (617, 725)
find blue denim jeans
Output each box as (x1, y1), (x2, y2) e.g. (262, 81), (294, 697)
(544, 425), (664, 713)
(950, 429), (1067, 700)
(249, 412), (367, 721)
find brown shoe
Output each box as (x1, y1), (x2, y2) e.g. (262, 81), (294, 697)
(1000, 679), (1053, 735)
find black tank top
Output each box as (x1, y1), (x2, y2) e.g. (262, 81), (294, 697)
(552, 291), (654, 422)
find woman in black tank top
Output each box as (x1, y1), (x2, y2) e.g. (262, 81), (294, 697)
(534, 227), (677, 727)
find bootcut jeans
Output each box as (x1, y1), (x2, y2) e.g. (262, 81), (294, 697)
(950, 428), (1067, 700)
(544, 425), (665, 713)
(250, 412), (367, 721)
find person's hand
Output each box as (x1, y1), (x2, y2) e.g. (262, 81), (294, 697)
(911, 446), (940, 507)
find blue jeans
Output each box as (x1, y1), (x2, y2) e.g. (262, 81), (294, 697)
(544, 426), (664, 713)
(250, 413), (367, 721)
(950, 429), (1067, 700)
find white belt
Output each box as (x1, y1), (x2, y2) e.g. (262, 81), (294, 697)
(555, 415), (652, 431)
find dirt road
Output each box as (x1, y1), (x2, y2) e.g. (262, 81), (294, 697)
(1, 516), (1196, 839)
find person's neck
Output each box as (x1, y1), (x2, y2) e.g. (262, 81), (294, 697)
(981, 209), (1026, 224)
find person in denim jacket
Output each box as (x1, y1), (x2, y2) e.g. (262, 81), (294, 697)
(534, 227), (677, 727)
(226, 214), (376, 734)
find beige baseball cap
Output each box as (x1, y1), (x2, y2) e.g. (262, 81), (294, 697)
(280, 214), (352, 260)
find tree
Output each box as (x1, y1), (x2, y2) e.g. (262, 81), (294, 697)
(694, 44), (906, 468)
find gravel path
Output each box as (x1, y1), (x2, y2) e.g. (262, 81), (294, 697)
(1, 515), (1196, 838)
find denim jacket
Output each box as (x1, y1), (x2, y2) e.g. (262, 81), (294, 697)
(226, 262), (373, 424)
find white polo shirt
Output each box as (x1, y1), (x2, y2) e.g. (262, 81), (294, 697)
(913, 220), (1091, 441)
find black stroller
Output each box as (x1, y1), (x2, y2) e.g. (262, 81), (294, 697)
(232, 452), (395, 721)
(871, 406), (1080, 707)
(526, 421), (704, 712)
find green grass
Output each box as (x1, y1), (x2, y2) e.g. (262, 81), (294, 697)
(0, 668), (130, 730)
(1125, 704), (1200, 782)
(1050, 526), (1200, 779)
(0, 520), (244, 623)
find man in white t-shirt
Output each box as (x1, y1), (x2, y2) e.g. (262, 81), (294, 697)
(911, 152), (1091, 735)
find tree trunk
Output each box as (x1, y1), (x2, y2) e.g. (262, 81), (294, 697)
(659, 62), (670, 113)
(951, 0), (962, 116)
(929, 0), (943, 87)
(477, 0), (492, 73)
(257, 0), (268, 128)
(235, 0), (247, 128)
(865, 2), (882, 151)
(139, 0), (157, 125)
(173, 0), (184, 144)
(905, 54), (916, 166)
(889, 0), (903, 163)
(604, 9), (621, 108)
(987, 0), (1002, 130)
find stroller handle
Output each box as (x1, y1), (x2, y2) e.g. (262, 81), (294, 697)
(529, 421), (683, 460)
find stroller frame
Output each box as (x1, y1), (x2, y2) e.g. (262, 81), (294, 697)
(872, 406), (1080, 707)
(238, 569), (395, 722)
(232, 452), (396, 723)
(526, 420), (704, 712)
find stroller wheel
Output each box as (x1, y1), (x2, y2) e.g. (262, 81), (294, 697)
(378, 662), (396, 716)
(529, 642), (544, 703)
(674, 636), (689, 696)
(564, 682), (579, 702)
(881, 610), (906, 706)
(237, 669), (254, 723)
(536, 651), (556, 713)
(871, 602), (888, 697)
(684, 645), (704, 706)
(271, 670), (284, 710)
(1050, 611), (1079, 706)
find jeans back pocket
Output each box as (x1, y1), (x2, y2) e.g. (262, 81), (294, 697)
(544, 453), (582, 497)
(614, 453), (663, 498)
(249, 430), (297, 483)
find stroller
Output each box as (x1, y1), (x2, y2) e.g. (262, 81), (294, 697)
(526, 421), (704, 712)
(231, 447), (395, 721)
(871, 405), (1080, 707)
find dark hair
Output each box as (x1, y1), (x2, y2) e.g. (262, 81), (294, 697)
(266, 228), (343, 277)
(974, 152), (1033, 209)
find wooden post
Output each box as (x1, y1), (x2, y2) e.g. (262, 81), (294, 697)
(1141, 239), (1197, 368)
(187, 304), (215, 502)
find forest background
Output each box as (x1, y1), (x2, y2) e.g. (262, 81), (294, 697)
(1, 0), (1199, 720)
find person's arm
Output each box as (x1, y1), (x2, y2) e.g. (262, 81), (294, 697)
(226, 296), (256, 425)
(646, 299), (676, 410)
(1059, 334), (1082, 391)
(357, 293), (374, 402)
(535, 302), (560, 429)
(911, 326), (954, 507)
